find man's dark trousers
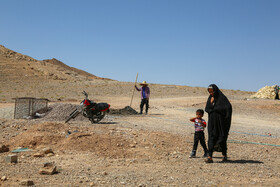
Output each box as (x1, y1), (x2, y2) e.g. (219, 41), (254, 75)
(140, 98), (149, 114)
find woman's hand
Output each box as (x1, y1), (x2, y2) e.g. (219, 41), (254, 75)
(211, 97), (214, 103)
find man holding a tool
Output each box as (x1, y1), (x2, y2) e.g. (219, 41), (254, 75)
(135, 81), (150, 114)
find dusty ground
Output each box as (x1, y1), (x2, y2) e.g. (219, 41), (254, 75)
(0, 94), (280, 187)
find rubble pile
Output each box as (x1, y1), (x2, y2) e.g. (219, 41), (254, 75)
(43, 103), (87, 122)
(250, 85), (277, 99)
(110, 106), (138, 115)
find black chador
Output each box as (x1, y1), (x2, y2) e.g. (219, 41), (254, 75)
(205, 84), (232, 157)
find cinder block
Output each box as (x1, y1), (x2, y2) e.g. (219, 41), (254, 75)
(5, 154), (18, 163)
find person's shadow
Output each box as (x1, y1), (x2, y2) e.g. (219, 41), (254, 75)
(98, 121), (118, 124)
(148, 114), (164, 116)
(214, 157), (263, 164)
(225, 160), (263, 164)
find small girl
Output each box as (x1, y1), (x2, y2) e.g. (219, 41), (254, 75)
(189, 109), (208, 158)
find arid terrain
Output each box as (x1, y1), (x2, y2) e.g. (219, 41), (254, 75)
(0, 45), (279, 186)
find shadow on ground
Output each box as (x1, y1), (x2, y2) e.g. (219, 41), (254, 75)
(98, 121), (118, 124)
(219, 159), (264, 164)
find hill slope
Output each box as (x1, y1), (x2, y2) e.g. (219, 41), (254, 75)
(0, 45), (108, 82)
(0, 45), (254, 102)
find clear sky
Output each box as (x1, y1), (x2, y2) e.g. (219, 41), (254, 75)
(1, 0), (279, 91)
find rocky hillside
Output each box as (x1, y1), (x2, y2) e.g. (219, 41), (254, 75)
(0, 45), (108, 82)
(0, 45), (254, 103)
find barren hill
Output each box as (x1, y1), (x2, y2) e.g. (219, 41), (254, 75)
(0, 45), (254, 102)
(0, 45), (117, 102)
(0, 45), (108, 82)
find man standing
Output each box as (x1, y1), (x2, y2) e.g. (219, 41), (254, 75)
(135, 81), (150, 114)
(275, 85), (279, 100)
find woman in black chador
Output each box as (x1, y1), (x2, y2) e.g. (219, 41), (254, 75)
(205, 84), (232, 163)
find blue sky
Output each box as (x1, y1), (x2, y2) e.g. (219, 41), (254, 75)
(1, 0), (279, 91)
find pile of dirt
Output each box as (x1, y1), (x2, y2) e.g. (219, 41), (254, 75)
(110, 106), (138, 115)
(250, 85), (277, 99)
(42, 103), (88, 122)
(8, 122), (68, 149)
(7, 122), (135, 158)
(60, 131), (134, 158)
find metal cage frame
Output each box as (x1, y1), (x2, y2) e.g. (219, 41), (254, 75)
(13, 97), (49, 119)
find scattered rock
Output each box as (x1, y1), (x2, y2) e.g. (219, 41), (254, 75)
(39, 162), (57, 175)
(1, 176), (7, 181)
(46, 153), (55, 157)
(42, 147), (54, 154)
(130, 144), (136, 148)
(20, 179), (34, 186)
(33, 152), (44, 157)
(0, 145), (9, 153)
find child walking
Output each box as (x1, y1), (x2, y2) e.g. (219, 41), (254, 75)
(189, 109), (208, 158)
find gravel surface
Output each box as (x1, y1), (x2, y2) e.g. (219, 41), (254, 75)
(0, 97), (279, 186)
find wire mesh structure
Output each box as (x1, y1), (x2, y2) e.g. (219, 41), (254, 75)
(13, 97), (49, 119)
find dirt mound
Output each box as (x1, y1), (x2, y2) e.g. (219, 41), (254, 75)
(59, 131), (133, 158)
(250, 85), (277, 99)
(7, 122), (135, 158)
(6, 121), (188, 160)
(110, 106), (138, 115)
(8, 122), (68, 149)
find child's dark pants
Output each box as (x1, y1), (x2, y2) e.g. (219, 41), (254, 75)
(192, 131), (208, 152)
